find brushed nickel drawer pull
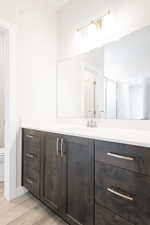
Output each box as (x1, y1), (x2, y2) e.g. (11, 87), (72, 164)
(56, 137), (59, 156)
(26, 135), (33, 139)
(107, 188), (134, 201)
(60, 138), (64, 157)
(107, 152), (134, 161)
(26, 153), (34, 158)
(26, 178), (33, 185)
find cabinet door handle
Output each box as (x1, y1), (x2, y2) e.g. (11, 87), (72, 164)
(107, 152), (134, 161)
(60, 138), (64, 157)
(107, 188), (134, 201)
(26, 135), (33, 139)
(26, 178), (33, 185)
(56, 137), (59, 156)
(26, 153), (34, 159)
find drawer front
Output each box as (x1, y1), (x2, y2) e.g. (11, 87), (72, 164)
(95, 140), (150, 176)
(95, 161), (150, 225)
(23, 165), (40, 197)
(23, 175), (40, 197)
(23, 161), (40, 178)
(23, 152), (40, 171)
(23, 129), (41, 150)
(95, 205), (133, 225)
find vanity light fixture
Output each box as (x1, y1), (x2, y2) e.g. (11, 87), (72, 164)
(76, 10), (111, 32)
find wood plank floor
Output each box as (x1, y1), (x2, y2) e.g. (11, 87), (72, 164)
(0, 183), (68, 225)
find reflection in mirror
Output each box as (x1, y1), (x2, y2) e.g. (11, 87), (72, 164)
(57, 25), (150, 120)
(104, 25), (150, 120)
(57, 48), (104, 119)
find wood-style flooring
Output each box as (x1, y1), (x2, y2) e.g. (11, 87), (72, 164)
(0, 183), (67, 225)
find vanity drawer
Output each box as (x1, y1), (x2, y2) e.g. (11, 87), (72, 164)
(95, 161), (150, 225)
(23, 166), (40, 197)
(23, 129), (41, 149)
(23, 175), (40, 198)
(95, 204), (133, 225)
(23, 129), (41, 156)
(95, 140), (150, 176)
(23, 152), (40, 171)
(23, 164), (39, 180)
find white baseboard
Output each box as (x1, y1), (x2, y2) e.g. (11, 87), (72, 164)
(5, 186), (27, 200)
(14, 186), (27, 199)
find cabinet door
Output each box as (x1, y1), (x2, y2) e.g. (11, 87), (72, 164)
(40, 132), (61, 211)
(62, 135), (94, 225)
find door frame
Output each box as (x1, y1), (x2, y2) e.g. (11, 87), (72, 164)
(0, 18), (26, 200)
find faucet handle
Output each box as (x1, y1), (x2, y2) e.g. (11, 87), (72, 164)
(86, 118), (97, 128)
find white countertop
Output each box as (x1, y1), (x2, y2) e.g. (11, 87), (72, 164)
(22, 123), (150, 148)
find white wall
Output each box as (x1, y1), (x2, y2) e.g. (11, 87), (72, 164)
(0, 0), (56, 124)
(0, 32), (6, 147)
(57, 0), (150, 130)
(0, 0), (57, 191)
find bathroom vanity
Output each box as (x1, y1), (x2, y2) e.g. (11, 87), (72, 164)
(22, 127), (150, 225)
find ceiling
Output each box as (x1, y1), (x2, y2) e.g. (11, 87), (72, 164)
(48, 0), (71, 10)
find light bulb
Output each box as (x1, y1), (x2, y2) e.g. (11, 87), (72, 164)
(102, 12), (117, 42)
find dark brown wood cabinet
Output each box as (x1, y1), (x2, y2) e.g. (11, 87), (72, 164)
(22, 129), (41, 198)
(22, 128), (150, 225)
(62, 135), (94, 225)
(95, 140), (150, 225)
(40, 132), (62, 211)
(22, 129), (94, 225)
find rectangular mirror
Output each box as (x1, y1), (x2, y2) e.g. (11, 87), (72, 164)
(57, 25), (150, 120)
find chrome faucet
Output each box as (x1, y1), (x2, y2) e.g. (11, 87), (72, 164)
(86, 118), (97, 128)
(86, 80), (99, 127)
